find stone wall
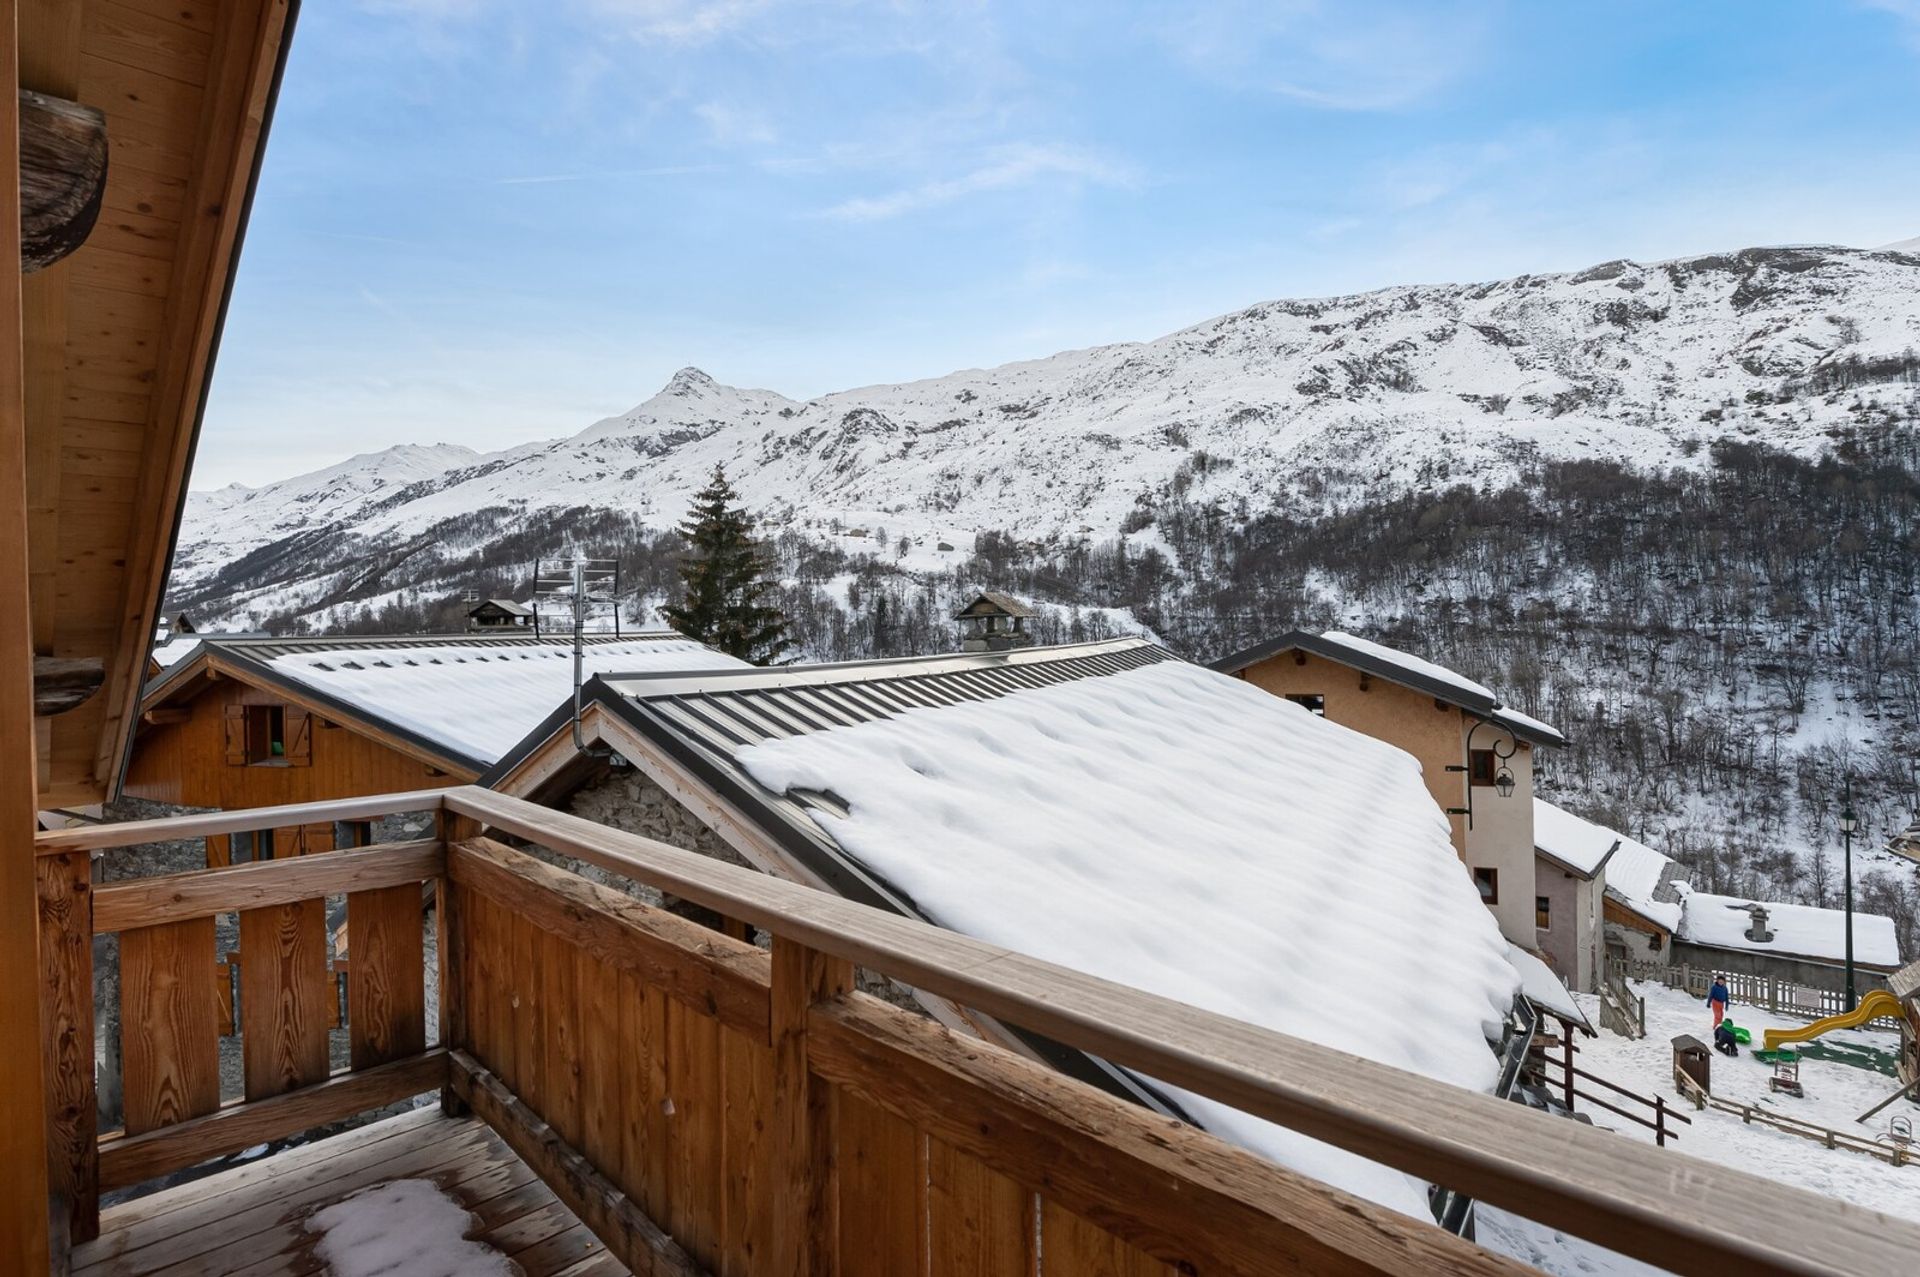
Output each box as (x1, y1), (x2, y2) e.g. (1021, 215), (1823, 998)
(560, 765), (925, 1014)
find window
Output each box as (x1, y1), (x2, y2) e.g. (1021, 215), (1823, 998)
(1284, 693), (1326, 717)
(1472, 867), (1499, 904)
(246, 704), (286, 764)
(334, 820), (374, 849)
(230, 830), (273, 863)
(1536, 896), (1551, 930)
(1469, 749), (1498, 787)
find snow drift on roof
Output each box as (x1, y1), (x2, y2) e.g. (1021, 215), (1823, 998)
(266, 637), (747, 766)
(736, 659), (1519, 1217)
(1507, 943), (1590, 1031)
(1679, 893), (1901, 968)
(1318, 630), (1497, 702)
(1533, 799), (1620, 876)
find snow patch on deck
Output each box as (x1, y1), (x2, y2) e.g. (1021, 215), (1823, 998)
(305, 1179), (515, 1277)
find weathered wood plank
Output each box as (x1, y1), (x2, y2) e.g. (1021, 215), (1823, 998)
(36, 788), (448, 854)
(449, 837), (770, 1040)
(769, 939), (850, 1277)
(120, 917), (221, 1135)
(810, 991), (1526, 1276)
(446, 785), (1920, 1277)
(347, 881), (426, 1069)
(926, 1138), (1032, 1277)
(39, 849), (98, 1243)
(94, 838), (442, 932)
(97, 1050), (448, 1192)
(18, 88), (108, 273)
(238, 899), (329, 1101)
(31, 652), (106, 714)
(449, 1050), (705, 1277)
(835, 1089), (925, 1277)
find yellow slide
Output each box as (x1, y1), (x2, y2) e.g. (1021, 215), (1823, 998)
(1761, 990), (1903, 1051)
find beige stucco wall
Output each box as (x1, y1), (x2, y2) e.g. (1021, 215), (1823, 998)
(1535, 856), (1604, 992)
(1234, 651), (1539, 948)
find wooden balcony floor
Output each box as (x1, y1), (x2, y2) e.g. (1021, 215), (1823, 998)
(73, 1107), (626, 1277)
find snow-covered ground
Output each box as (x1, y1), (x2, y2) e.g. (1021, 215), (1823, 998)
(304, 1178), (514, 1277)
(1482, 980), (1918, 1275)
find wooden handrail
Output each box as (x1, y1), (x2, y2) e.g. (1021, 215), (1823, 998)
(34, 788), (449, 854)
(444, 785), (1920, 1277)
(92, 839), (444, 933)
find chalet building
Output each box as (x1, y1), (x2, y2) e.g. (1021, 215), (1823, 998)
(466, 598), (534, 632)
(1540, 802), (1902, 996)
(3, 6), (1905, 1273)
(123, 633), (747, 850)
(1211, 631), (1566, 958)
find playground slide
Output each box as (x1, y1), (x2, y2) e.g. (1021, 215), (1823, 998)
(1761, 990), (1903, 1052)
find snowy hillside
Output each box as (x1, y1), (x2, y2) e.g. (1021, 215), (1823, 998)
(173, 242), (1920, 619)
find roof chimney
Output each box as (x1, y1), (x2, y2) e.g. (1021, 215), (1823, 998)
(954, 592), (1036, 653)
(1744, 903), (1772, 944)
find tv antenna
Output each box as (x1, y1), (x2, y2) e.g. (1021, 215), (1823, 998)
(532, 553), (624, 757)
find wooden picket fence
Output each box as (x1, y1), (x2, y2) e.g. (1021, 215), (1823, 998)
(1607, 958), (1899, 1028)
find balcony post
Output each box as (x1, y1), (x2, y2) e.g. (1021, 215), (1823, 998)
(436, 806), (480, 1117)
(771, 936), (851, 1276)
(38, 851), (96, 1246)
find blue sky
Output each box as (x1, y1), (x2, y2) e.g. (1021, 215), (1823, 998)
(197, 0), (1920, 487)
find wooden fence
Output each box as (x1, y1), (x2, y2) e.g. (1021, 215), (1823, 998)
(1598, 972), (1646, 1039)
(1673, 1072), (1915, 1168)
(1528, 1032), (1685, 1146)
(1607, 957), (1900, 1027)
(33, 787), (1920, 1277)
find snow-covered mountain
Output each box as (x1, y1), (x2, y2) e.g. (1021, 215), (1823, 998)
(174, 242), (1920, 624)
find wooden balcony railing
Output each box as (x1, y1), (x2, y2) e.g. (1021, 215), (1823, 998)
(35, 787), (1920, 1276)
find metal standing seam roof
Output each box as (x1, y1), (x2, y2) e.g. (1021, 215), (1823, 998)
(486, 637), (1192, 1115)
(139, 632), (715, 777)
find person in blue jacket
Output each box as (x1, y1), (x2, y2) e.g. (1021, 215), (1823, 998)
(1707, 976), (1730, 1028)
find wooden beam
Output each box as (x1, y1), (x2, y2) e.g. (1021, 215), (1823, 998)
(93, 838), (441, 933)
(140, 706), (187, 726)
(91, 0), (294, 796)
(771, 939), (850, 1277)
(16, 88), (104, 273)
(35, 786), (448, 854)
(98, 1049), (449, 1192)
(448, 837), (770, 1042)
(38, 848), (95, 1245)
(0, 3), (56, 1265)
(31, 653), (103, 715)
(811, 990), (1530, 1277)
(448, 1049), (704, 1277)
(444, 785), (1920, 1277)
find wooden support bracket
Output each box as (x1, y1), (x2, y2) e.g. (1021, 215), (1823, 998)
(18, 90), (106, 274)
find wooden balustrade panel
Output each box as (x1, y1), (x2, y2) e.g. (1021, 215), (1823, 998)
(120, 918), (221, 1135)
(836, 1089), (929, 1277)
(927, 1137), (1035, 1277)
(38, 850), (97, 1243)
(346, 883), (426, 1069)
(238, 900), (330, 1100)
(718, 1021), (778, 1276)
(1041, 1200), (1180, 1276)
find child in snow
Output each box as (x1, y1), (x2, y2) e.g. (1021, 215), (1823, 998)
(1707, 976), (1730, 1028)
(1713, 1020), (1740, 1056)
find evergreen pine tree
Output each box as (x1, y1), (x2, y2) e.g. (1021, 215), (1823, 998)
(663, 465), (793, 665)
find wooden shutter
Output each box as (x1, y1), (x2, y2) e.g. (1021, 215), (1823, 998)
(222, 704), (247, 764)
(285, 706), (312, 766)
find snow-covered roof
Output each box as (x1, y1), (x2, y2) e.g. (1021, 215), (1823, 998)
(1533, 799), (1621, 878)
(1507, 943), (1590, 1031)
(732, 655), (1521, 1217)
(1679, 893), (1902, 969)
(146, 633), (748, 772)
(1208, 629), (1565, 747)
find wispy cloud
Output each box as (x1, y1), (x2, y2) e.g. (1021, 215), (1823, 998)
(492, 165), (719, 185)
(579, 0), (777, 44)
(1166, 0), (1492, 112)
(1862, 0), (1920, 49)
(824, 145), (1135, 222)
(695, 101), (776, 146)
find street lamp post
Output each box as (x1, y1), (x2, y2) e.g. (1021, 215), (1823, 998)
(1840, 776), (1859, 1013)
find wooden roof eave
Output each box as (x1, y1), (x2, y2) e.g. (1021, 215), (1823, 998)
(27, 1), (301, 806)
(128, 647), (483, 787)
